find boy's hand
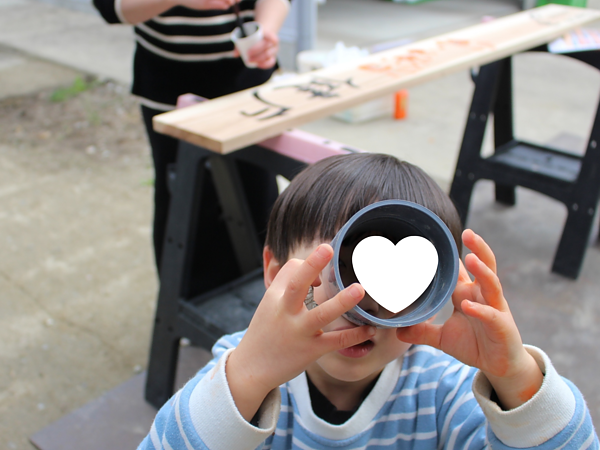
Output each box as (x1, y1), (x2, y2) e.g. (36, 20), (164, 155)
(396, 229), (543, 410)
(226, 244), (375, 422)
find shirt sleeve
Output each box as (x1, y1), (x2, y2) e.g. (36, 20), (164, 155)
(473, 345), (599, 449)
(434, 359), (490, 449)
(92, 0), (127, 24)
(137, 333), (281, 450)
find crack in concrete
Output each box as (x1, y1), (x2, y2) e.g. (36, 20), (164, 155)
(0, 269), (133, 367)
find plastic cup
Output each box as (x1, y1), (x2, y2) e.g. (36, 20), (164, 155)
(231, 21), (263, 68)
(321, 200), (459, 328)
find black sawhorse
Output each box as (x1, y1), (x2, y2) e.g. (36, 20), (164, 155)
(144, 141), (306, 408)
(450, 46), (600, 279)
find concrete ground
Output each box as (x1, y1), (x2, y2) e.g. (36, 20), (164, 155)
(1, 0), (599, 448)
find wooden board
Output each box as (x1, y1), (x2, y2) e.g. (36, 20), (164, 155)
(153, 5), (600, 154)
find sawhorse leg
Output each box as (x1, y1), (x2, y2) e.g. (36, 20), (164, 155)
(552, 133), (600, 279)
(145, 141), (210, 408)
(492, 58), (517, 206)
(450, 59), (506, 226)
(144, 141), (270, 408)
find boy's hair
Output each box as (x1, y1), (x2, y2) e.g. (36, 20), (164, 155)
(265, 153), (463, 263)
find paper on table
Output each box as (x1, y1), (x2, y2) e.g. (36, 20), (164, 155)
(548, 28), (600, 53)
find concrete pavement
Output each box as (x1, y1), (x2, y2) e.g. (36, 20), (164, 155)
(0, 0), (134, 85)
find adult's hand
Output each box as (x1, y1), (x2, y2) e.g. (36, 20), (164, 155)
(237, 29), (279, 69)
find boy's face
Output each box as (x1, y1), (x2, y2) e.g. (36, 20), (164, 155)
(288, 243), (412, 385)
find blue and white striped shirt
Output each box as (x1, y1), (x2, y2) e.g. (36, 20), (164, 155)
(138, 331), (598, 450)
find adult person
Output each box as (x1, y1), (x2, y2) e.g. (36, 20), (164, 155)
(94, 0), (290, 293)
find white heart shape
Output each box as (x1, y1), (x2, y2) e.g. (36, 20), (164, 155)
(352, 235), (439, 314)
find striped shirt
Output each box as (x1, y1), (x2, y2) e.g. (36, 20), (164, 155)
(137, 331), (599, 450)
(93, 0), (283, 110)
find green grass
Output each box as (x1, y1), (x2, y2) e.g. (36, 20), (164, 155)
(536, 0), (587, 5)
(50, 76), (99, 102)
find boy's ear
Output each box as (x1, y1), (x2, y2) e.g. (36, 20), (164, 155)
(263, 246), (281, 289)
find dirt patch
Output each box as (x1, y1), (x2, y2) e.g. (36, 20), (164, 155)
(0, 79), (150, 175)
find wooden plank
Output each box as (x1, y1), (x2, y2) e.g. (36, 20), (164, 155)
(153, 5), (600, 154)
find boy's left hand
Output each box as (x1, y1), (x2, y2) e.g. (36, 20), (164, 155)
(396, 229), (543, 410)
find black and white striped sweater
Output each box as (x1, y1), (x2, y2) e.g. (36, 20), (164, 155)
(94, 0), (283, 110)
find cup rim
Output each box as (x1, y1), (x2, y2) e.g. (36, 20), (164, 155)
(331, 199), (459, 328)
(231, 21), (261, 42)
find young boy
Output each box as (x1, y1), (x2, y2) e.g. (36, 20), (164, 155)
(138, 153), (598, 450)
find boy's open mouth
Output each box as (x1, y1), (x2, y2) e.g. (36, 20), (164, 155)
(338, 339), (375, 358)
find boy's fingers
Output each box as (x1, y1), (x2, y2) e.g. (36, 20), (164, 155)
(463, 229), (497, 274)
(282, 245), (333, 311)
(461, 300), (512, 343)
(396, 322), (442, 349)
(305, 283), (364, 331)
(461, 299), (498, 324)
(319, 325), (376, 353)
(464, 253), (506, 310)
(269, 257), (302, 291)
(452, 260), (472, 304)
(457, 259), (471, 283)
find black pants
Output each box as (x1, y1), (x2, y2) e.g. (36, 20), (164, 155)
(141, 106), (278, 296)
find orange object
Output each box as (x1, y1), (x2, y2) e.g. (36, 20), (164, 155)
(394, 90), (409, 120)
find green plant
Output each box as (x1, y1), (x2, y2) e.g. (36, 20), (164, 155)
(50, 76), (98, 102)
(536, 0), (587, 6)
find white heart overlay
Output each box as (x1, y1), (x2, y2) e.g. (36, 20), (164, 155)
(352, 236), (439, 314)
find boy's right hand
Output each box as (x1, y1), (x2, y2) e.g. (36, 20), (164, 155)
(226, 244), (375, 422)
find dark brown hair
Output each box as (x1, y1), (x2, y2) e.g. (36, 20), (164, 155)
(265, 153), (462, 262)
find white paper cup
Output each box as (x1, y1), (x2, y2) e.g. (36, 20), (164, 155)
(231, 21), (263, 68)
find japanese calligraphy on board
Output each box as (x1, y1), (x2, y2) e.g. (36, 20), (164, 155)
(153, 4), (600, 154)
